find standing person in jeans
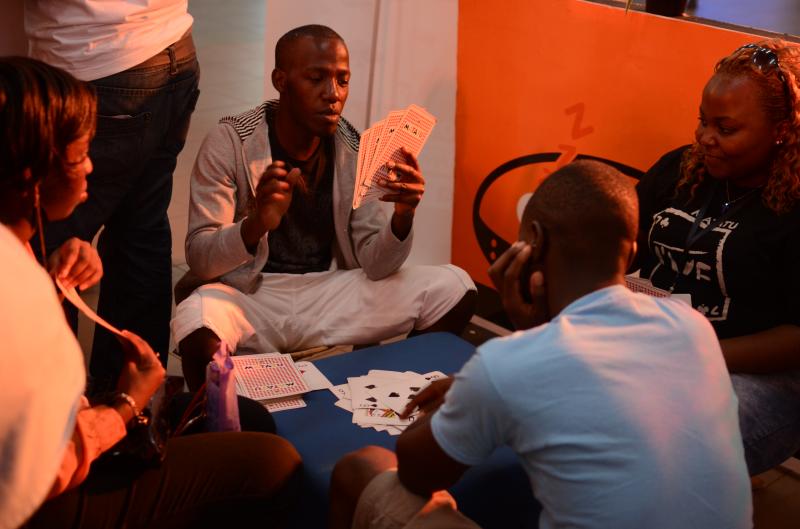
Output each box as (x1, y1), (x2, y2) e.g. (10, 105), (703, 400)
(24, 0), (201, 389)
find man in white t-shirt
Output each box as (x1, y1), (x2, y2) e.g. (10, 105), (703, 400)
(329, 160), (752, 529)
(24, 0), (200, 390)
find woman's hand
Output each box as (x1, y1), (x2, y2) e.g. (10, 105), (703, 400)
(116, 331), (165, 420)
(48, 238), (102, 291)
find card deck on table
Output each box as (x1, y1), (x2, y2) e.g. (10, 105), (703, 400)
(232, 353), (309, 401)
(262, 395), (307, 412)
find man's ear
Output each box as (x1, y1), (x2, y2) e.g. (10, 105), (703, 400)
(272, 68), (286, 94)
(626, 240), (638, 270)
(529, 220), (546, 263)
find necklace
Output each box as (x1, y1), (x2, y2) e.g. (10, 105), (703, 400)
(722, 180), (762, 213)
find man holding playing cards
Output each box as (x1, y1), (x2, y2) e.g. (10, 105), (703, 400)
(329, 161), (751, 529)
(172, 24), (476, 390)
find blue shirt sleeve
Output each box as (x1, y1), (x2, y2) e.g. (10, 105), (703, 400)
(429, 352), (507, 466)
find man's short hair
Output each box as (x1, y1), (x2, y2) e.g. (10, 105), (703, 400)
(275, 24), (344, 70)
(522, 160), (638, 276)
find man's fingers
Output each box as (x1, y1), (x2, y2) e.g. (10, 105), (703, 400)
(285, 167), (307, 194)
(268, 160), (288, 170)
(501, 244), (531, 303)
(399, 146), (420, 170)
(385, 181), (424, 194)
(258, 163), (289, 188)
(379, 193), (423, 205)
(400, 385), (438, 418)
(488, 242), (525, 288)
(285, 167), (301, 183)
(503, 244), (530, 283)
(386, 161), (423, 183)
(256, 179), (292, 203)
(259, 167), (300, 195)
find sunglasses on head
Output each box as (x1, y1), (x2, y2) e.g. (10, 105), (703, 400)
(735, 43), (792, 117)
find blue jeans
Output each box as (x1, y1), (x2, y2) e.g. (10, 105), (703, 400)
(732, 371), (800, 475)
(39, 32), (200, 387)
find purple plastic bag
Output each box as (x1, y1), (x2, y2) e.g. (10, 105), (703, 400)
(205, 343), (241, 432)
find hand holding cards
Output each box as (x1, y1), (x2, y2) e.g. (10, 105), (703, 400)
(353, 104), (436, 209)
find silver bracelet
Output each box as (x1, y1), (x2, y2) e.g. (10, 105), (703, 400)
(115, 391), (141, 420)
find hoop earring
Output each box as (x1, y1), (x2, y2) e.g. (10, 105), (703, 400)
(34, 184), (47, 267)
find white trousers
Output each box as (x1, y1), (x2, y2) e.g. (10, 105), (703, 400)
(353, 470), (480, 529)
(171, 265), (475, 354)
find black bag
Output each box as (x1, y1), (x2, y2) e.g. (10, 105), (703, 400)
(92, 376), (186, 471)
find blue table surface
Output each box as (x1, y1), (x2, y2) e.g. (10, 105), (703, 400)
(273, 332), (539, 529)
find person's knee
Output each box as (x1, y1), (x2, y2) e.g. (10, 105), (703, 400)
(332, 446), (397, 499)
(178, 327), (221, 391)
(416, 288), (477, 336)
(238, 433), (302, 494)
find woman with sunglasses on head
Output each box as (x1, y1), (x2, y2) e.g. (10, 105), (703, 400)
(633, 40), (800, 476)
(0, 57), (301, 529)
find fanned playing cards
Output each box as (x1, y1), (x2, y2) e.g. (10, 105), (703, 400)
(353, 104), (436, 209)
(329, 369), (446, 436)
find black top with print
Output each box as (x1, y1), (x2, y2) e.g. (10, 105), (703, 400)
(262, 119), (335, 274)
(634, 146), (800, 339)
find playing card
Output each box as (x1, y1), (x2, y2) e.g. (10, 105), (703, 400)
(295, 361), (332, 391)
(56, 278), (124, 337)
(354, 126), (371, 205)
(368, 110), (404, 176)
(329, 384), (351, 400)
(261, 395), (306, 412)
(348, 375), (393, 410)
(232, 353), (309, 400)
(367, 369), (416, 380)
(334, 398), (353, 412)
(386, 426), (404, 436)
(363, 118), (385, 181)
(368, 377), (427, 415)
(624, 276), (670, 297)
(421, 371), (447, 382)
(352, 407), (417, 427)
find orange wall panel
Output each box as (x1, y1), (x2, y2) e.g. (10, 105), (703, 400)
(454, 0), (758, 286)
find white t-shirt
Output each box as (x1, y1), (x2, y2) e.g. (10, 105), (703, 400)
(0, 225), (86, 529)
(431, 285), (752, 529)
(25, 0), (193, 81)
